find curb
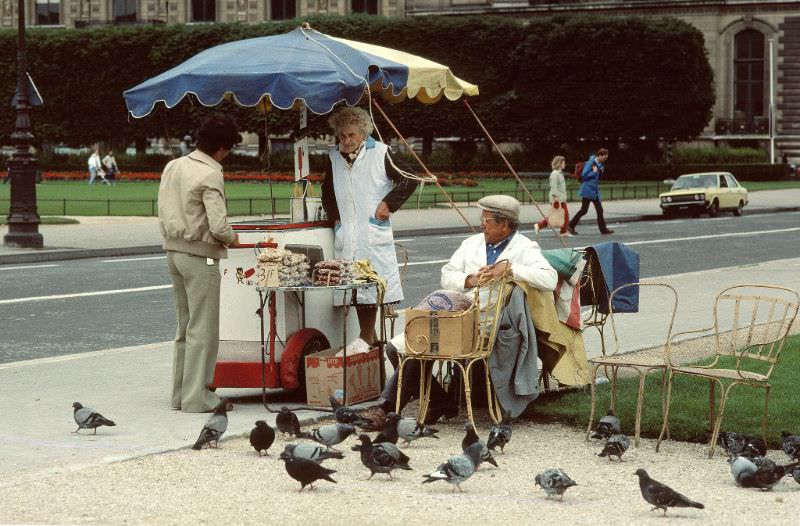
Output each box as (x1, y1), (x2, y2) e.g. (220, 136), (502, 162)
(1, 206), (797, 265)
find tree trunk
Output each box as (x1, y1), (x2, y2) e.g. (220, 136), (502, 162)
(135, 137), (148, 155)
(422, 132), (433, 158)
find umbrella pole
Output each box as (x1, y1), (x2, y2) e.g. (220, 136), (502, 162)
(462, 99), (567, 248)
(371, 100), (476, 233)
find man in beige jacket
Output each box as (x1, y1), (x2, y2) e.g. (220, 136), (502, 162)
(158, 114), (241, 413)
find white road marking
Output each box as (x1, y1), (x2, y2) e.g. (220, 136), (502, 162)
(403, 259), (450, 267)
(0, 264), (59, 271)
(101, 256), (166, 263)
(623, 227), (800, 247)
(0, 285), (172, 305)
(393, 238), (414, 243)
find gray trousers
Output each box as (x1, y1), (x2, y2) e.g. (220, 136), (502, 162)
(167, 251), (222, 413)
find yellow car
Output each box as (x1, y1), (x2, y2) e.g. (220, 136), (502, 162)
(659, 172), (748, 218)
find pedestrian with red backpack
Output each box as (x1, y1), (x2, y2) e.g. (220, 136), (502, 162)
(534, 155), (571, 236)
(567, 148), (614, 235)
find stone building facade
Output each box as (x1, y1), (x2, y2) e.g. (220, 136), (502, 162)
(0, 0), (403, 28)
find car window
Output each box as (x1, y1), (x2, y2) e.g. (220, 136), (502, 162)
(719, 175), (728, 188)
(724, 174), (738, 188)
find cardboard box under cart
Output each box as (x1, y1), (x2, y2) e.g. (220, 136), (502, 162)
(305, 347), (381, 407)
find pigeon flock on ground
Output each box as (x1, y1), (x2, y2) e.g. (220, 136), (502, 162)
(70, 399), (800, 510)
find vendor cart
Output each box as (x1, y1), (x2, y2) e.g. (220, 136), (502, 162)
(123, 24), (479, 405)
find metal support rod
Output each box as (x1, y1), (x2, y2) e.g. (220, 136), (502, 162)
(463, 99), (567, 248)
(371, 99), (477, 233)
(769, 38), (776, 164)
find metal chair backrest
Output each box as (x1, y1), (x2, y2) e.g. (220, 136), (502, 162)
(470, 273), (512, 360)
(606, 282), (678, 357)
(711, 284), (799, 374)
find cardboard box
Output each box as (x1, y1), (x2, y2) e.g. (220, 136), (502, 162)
(305, 347), (381, 407)
(403, 308), (477, 357)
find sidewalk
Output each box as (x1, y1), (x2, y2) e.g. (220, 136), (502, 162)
(1, 257), (798, 490)
(1, 189), (798, 264)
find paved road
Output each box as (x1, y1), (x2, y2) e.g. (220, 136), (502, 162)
(1, 211), (798, 363)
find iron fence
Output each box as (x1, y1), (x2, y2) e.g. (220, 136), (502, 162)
(0, 182), (669, 217)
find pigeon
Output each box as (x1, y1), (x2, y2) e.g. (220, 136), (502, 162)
(590, 409), (622, 439)
(534, 469), (578, 501)
(297, 423), (355, 451)
(422, 442), (483, 492)
(729, 455), (797, 490)
(279, 451), (337, 492)
(355, 405), (387, 432)
(781, 431), (800, 461)
(635, 468), (705, 516)
(487, 411), (512, 453)
(718, 431), (767, 458)
(72, 402), (116, 434)
(249, 420), (275, 456)
(461, 422), (498, 469)
(192, 399), (229, 450)
(282, 443), (344, 464)
(354, 434), (412, 480)
(396, 416), (439, 446)
(598, 433), (631, 461)
(789, 464), (800, 484)
(751, 456), (776, 469)
(276, 407), (300, 436)
(374, 412), (401, 444)
(329, 395), (367, 426)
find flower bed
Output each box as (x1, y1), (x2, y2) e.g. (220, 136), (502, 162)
(40, 171), (497, 185)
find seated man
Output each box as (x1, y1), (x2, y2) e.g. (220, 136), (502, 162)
(379, 195), (558, 422)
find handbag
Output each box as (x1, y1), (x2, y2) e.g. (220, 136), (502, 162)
(547, 201), (565, 227)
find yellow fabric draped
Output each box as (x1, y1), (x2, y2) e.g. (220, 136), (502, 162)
(510, 280), (591, 387)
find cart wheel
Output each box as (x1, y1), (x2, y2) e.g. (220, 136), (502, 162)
(279, 328), (329, 392)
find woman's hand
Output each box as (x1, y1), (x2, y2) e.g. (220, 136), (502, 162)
(375, 201), (390, 221)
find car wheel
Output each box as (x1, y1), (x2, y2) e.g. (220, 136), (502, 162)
(733, 200), (744, 216)
(708, 199), (719, 218)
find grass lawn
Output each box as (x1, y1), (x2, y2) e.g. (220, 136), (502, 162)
(527, 334), (800, 448)
(1, 179), (798, 216)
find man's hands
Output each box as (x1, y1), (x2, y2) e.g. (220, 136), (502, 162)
(227, 233), (243, 248)
(374, 201), (391, 221)
(464, 260), (512, 288)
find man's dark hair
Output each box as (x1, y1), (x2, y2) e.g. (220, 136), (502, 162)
(196, 114), (241, 155)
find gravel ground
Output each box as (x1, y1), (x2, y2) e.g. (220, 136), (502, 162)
(2, 419), (798, 526)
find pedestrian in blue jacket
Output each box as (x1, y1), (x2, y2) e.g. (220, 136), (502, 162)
(567, 148), (614, 235)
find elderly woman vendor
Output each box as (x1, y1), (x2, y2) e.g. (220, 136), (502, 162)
(321, 106), (418, 344)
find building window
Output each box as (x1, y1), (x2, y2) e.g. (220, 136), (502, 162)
(734, 29), (765, 122)
(270, 0), (295, 19)
(351, 0), (377, 15)
(36, 0), (60, 25)
(192, 0), (216, 21)
(113, 0), (137, 23)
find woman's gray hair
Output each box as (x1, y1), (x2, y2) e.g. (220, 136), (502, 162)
(328, 106), (374, 137)
(551, 155), (566, 170)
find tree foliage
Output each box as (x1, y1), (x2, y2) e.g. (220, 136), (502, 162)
(0, 14), (713, 150)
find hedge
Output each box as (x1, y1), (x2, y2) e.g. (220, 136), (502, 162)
(0, 15), (713, 156)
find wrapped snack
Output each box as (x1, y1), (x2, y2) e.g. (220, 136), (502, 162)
(414, 289), (473, 312)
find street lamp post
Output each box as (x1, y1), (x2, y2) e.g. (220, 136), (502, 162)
(4, 0), (43, 248)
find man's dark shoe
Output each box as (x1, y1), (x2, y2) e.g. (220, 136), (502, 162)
(600, 229), (615, 235)
(567, 226), (578, 235)
(424, 404), (458, 425)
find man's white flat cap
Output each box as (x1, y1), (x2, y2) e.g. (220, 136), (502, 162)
(477, 195), (520, 222)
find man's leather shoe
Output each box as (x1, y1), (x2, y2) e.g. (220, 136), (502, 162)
(567, 226), (578, 235)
